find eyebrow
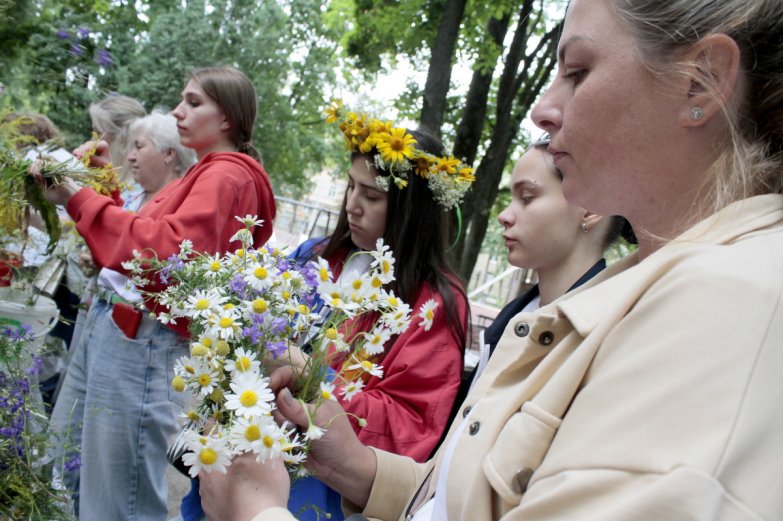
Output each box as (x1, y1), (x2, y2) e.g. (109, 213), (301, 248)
(510, 178), (539, 193)
(347, 172), (384, 193)
(557, 34), (591, 64)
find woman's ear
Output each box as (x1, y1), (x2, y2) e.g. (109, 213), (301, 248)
(680, 33), (742, 127)
(581, 211), (604, 232)
(164, 148), (177, 165)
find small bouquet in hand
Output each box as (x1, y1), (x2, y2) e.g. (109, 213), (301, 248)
(124, 216), (417, 478)
(0, 111), (124, 253)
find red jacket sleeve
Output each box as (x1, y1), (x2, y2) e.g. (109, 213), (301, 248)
(337, 283), (468, 462)
(67, 154), (274, 272)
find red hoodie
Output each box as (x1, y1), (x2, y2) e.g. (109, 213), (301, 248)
(67, 152), (276, 336)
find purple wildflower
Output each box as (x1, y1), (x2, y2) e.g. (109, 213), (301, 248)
(166, 254), (185, 271)
(69, 43), (85, 57)
(251, 312), (266, 326)
(241, 325), (261, 344)
(56, 29), (70, 39)
(24, 356), (43, 376)
(96, 49), (113, 67)
(64, 453), (81, 472)
(300, 264), (319, 288)
(77, 27), (90, 39)
(276, 258), (291, 271)
(228, 274), (247, 295)
(266, 341), (287, 359)
(270, 317), (289, 335)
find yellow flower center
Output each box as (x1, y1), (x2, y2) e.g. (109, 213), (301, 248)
(426, 309), (434, 320)
(209, 261), (221, 272)
(240, 390), (258, 407)
(321, 390), (332, 400)
(187, 410), (200, 422)
(171, 376), (185, 392)
(282, 271), (291, 280)
(195, 299), (210, 311)
(199, 448), (218, 465)
(387, 297), (399, 307)
(382, 260), (391, 273)
(198, 374), (212, 387)
(361, 361), (374, 371)
(237, 356), (252, 371)
(245, 424), (261, 441)
(282, 290), (291, 300)
(352, 279), (363, 290)
(235, 248), (246, 258)
(185, 365), (195, 374)
(223, 303), (235, 310)
(191, 343), (208, 357)
(254, 267), (268, 279)
(319, 268), (329, 281)
(210, 388), (223, 402)
(201, 338), (213, 348)
(215, 341), (230, 356)
(219, 317), (234, 329)
(252, 298), (268, 313)
(263, 435), (274, 448)
(325, 328), (338, 340)
(297, 304), (309, 314)
(371, 277), (382, 288)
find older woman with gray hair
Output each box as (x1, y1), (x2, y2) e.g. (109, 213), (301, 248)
(124, 112), (197, 211)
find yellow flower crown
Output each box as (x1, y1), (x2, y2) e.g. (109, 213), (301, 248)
(325, 100), (475, 211)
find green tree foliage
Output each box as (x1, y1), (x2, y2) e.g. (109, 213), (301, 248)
(0, 0), (343, 193)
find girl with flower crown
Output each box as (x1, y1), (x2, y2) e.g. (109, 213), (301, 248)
(34, 66), (276, 521)
(283, 126), (470, 520)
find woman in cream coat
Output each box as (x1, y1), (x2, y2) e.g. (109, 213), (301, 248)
(199, 0), (783, 519)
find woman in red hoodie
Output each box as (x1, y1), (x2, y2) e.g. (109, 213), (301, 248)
(42, 66), (276, 521)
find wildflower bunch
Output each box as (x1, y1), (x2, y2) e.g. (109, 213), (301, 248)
(0, 111), (125, 253)
(0, 324), (75, 520)
(124, 216), (424, 478)
(325, 99), (476, 210)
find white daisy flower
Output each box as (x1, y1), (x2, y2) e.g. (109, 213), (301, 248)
(207, 308), (243, 340)
(179, 239), (194, 255)
(362, 327), (392, 356)
(225, 372), (275, 418)
(381, 303), (411, 335)
(319, 381), (337, 401)
(202, 254), (225, 278)
(243, 260), (277, 291)
(229, 415), (267, 453)
(235, 214), (265, 228)
(254, 420), (289, 462)
(340, 379), (365, 401)
(185, 289), (226, 320)
(347, 359), (384, 378)
(182, 435), (232, 478)
(313, 257), (333, 284)
(319, 327), (349, 352)
(319, 282), (361, 315)
(224, 347), (261, 375)
(188, 360), (221, 396)
(418, 299), (438, 331)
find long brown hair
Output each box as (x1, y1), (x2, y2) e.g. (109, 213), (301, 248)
(189, 66), (261, 162)
(320, 128), (469, 350)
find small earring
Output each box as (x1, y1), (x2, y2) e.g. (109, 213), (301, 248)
(690, 107), (704, 121)
(581, 222), (589, 233)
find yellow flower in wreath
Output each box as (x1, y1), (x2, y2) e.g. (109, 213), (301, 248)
(375, 127), (416, 164)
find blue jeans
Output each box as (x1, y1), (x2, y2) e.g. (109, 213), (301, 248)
(50, 298), (188, 520)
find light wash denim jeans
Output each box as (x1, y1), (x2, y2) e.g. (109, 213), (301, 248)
(50, 298), (188, 520)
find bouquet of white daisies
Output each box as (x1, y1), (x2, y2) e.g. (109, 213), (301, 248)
(124, 216), (432, 478)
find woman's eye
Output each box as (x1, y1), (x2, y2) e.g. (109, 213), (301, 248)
(564, 68), (586, 85)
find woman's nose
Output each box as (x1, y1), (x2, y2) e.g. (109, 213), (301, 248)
(531, 82), (563, 134)
(172, 103), (184, 120)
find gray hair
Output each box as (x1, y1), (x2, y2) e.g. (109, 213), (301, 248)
(607, 0), (783, 211)
(129, 112), (197, 175)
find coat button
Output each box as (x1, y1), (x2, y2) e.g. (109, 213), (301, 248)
(538, 331), (554, 345)
(512, 467), (534, 494)
(513, 322), (530, 337)
(469, 421), (480, 435)
(462, 405), (472, 418)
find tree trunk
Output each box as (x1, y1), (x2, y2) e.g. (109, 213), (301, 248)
(419, 0), (468, 137)
(451, 11), (512, 167)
